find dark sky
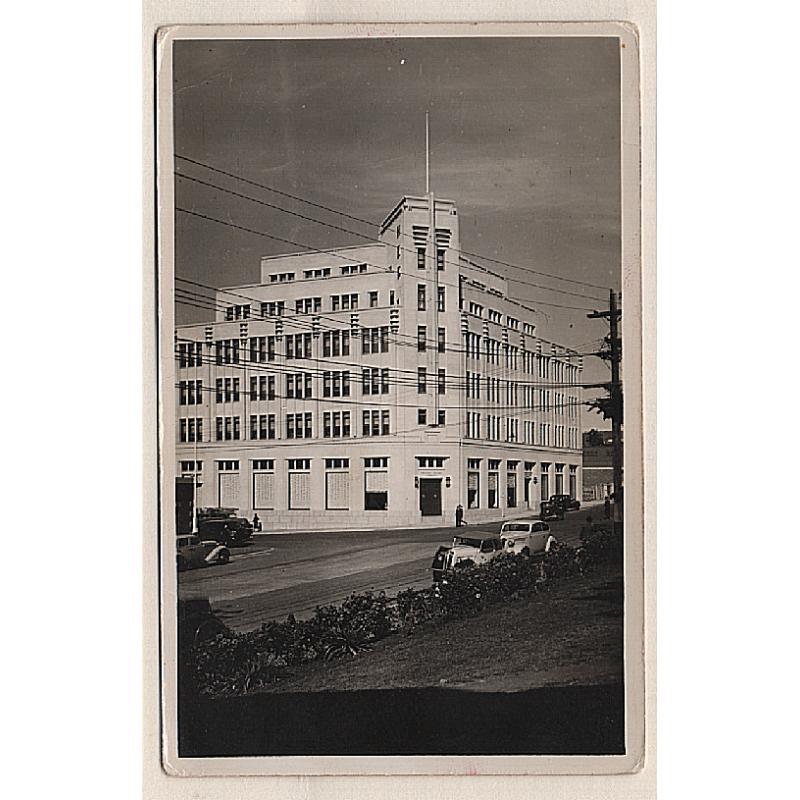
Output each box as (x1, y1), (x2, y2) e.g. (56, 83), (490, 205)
(173, 37), (621, 429)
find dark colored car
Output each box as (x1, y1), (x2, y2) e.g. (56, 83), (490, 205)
(540, 499), (565, 521)
(197, 516), (253, 547)
(550, 494), (581, 512)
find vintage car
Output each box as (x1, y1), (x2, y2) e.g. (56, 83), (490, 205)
(550, 493), (581, 512)
(540, 499), (565, 521)
(499, 520), (557, 557)
(431, 534), (505, 582)
(176, 534), (231, 571)
(197, 515), (253, 547)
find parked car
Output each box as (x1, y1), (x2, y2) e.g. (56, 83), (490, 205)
(432, 534), (505, 582)
(540, 499), (565, 521)
(176, 534), (230, 571)
(197, 516), (253, 547)
(499, 520), (557, 557)
(550, 494), (581, 512)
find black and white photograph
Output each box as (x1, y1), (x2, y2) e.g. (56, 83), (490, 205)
(157, 24), (643, 772)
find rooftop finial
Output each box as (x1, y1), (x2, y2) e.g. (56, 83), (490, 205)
(425, 111), (430, 195)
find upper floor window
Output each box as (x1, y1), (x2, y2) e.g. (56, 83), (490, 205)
(225, 304), (251, 320)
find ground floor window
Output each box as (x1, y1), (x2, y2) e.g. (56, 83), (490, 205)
(555, 463), (565, 495)
(325, 458), (350, 510)
(288, 458), (311, 510)
(364, 457), (389, 510)
(217, 460), (240, 508)
(468, 471), (480, 509)
(569, 465), (578, 499)
(540, 463), (550, 500)
(252, 459), (275, 510)
(487, 469), (499, 509)
(507, 470), (517, 508)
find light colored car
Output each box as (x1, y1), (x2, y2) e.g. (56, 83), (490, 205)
(176, 535), (231, 571)
(431, 535), (505, 581)
(499, 520), (557, 557)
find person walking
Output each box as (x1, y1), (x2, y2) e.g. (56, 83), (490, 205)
(604, 496), (612, 519)
(455, 504), (464, 527)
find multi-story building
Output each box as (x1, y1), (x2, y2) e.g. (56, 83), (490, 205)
(175, 194), (583, 530)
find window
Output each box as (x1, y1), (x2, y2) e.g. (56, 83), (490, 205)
(252, 460), (275, 510)
(323, 370), (350, 398)
(436, 249), (445, 271)
(322, 330), (350, 358)
(323, 410), (351, 439)
(437, 327), (445, 353)
(417, 456), (446, 468)
(417, 284), (426, 310)
(369, 291), (379, 308)
(362, 367), (389, 395)
(417, 367), (427, 393)
(467, 462), (480, 509)
(417, 325), (427, 351)
(325, 458), (350, 510)
(287, 459), (311, 510)
(418, 409), (427, 425)
(437, 369), (446, 395)
(179, 418), (203, 443)
(361, 326), (389, 355)
(214, 339), (240, 365)
(438, 409), (446, 427)
(269, 271), (295, 283)
(466, 411), (481, 439)
(178, 380), (203, 405)
(303, 267), (331, 279)
(286, 333), (312, 360)
(225, 304), (251, 320)
(340, 263), (367, 275)
(469, 302), (484, 317)
(437, 286), (445, 312)
(488, 468), (499, 509)
(507, 468), (518, 508)
(286, 412), (313, 439)
(417, 247), (425, 269)
(180, 460), (203, 474)
(214, 416), (239, 441)
(286, 372), (313, 400)
(249, 413), (275, 440)
(364, 457), (389, 510)
(260, 300), (285, 318)
(362, 409), (390, 437)
(295, 297), (321, 314)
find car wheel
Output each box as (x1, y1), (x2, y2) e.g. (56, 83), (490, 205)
(217, 550), (230, 565)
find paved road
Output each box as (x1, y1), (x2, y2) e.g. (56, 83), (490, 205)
(177, 512), (596, 632)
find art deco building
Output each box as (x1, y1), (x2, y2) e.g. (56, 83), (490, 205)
(175, 194), (583, 531)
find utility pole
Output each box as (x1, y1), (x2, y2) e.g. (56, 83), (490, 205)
(588, 289), (623, 517)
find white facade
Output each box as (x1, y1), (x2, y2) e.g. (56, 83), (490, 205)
(175, 195), (583, 531)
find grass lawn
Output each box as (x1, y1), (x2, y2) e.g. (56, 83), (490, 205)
(179, 563), (625, 756)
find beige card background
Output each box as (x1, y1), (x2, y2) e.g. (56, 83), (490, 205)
(144, 3), (656, 798)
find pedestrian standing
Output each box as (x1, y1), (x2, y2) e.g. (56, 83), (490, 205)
(455, 504), (464, 527)
(604, 496), (611, 519)
(252, 512), (261, 532)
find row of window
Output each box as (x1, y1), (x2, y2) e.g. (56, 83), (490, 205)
(178, 411), (395, 442)
(264, 262), (368, 285)
(463, 413), (579, 448)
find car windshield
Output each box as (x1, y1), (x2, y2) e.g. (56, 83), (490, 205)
(502, 524), (530, 532)
(453, 536), (483, 548)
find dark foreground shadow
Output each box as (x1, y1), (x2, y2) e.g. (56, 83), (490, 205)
(179, 683), (624, 757)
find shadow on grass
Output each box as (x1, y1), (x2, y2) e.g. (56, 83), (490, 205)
(179, 682), (624, 757)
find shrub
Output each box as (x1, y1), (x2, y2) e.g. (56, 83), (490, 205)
(543, 542), (580, 581)
(577, 525), (623, 572)
(186, 591), (398, 697)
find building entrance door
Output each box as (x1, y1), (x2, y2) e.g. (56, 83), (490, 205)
(419, 478), (442, 516)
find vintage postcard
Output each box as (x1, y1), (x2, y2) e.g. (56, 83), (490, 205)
(149, 18), (650, 785)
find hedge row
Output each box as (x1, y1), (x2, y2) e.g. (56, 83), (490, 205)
(183, 525), (623, 698)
